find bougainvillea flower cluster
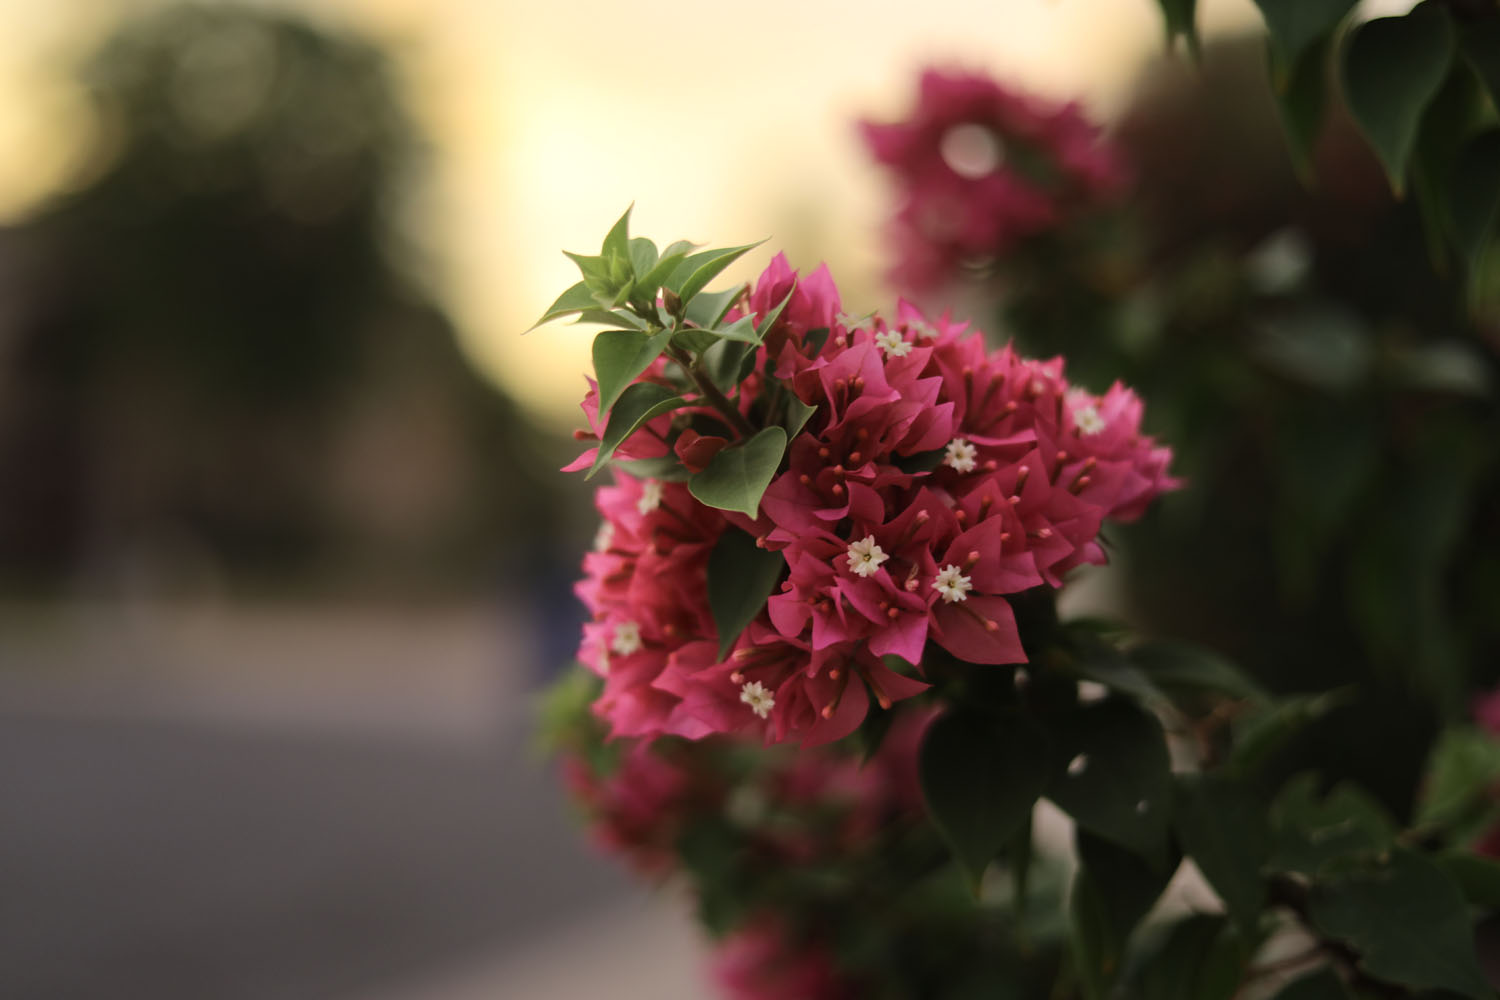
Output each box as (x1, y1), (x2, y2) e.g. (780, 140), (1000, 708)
(571, 253), (1176, 746)
(861, 68), (1127, 291)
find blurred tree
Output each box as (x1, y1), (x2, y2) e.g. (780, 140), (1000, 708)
(0, 5), (572, 598)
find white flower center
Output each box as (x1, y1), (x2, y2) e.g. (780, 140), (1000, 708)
(1072, 404), (1106, 436)
(944, 437), (978, 474)
(845, 535), (889, 577)
(611, 620), (642, 656)
(874, 330), (912, 358)
(636, 478), (663, 514)
(908, 319), (940, 340)
(740, 680), (775, 719)
(932, 564), (973, 603)
(593, 521), (615, 553)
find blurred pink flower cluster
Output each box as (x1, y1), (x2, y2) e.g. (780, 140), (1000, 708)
(861, 68), (1127, 291)
(571, 255), (1176, 746)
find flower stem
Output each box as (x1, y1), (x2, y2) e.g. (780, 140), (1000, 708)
(668, 344), (756, 439)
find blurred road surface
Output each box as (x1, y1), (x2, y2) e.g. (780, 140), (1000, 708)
(0, 602), (703, 1000)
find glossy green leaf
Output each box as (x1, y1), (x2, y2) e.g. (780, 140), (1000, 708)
(1229, 689), (1353, 777)
(683, 287), (742, 330)
(636, 240), (696, 296)
(701, 338), (756, 394)
(627, 237), (657, 281)
(1172, 775), (1270, 936)
(1307, 849), (1491, 998)
(1449, 130), (1500, 270)
(669, 241), (766, 303)
(1252, 0), (1355, 76)
(707, 527), (786, 659)
(1127, 640), (1267, 702)
(571, 307), (647, 330)
(803, 327), (830, 358)
(713, 314), (763, 345)
(1341, 7), (1456, 193)
(1416, 724), (1500, 834)
(592, 326), (676, 416)
(919, 709), (1052, 888)
(688, 426), (787, 517)
(614, 454), (691, 482)
(1047, 699), (1173, 865)
(529, 280), (597, 331)
(562, 250), (615, 297)
(1058, 630), (1165, 706)
(587, 382), (686, 479)
(754, 287), (796, 340)
(669, 328), (718, 355)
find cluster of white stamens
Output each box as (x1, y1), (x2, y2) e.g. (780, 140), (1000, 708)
(932, 564), (973, 603)
(845, 535), (889, 577)
(944, 437), (978, 473)
(740, 680), (775, 719)
(611, 620), (642, 656)
(909, 319), (940, 340)
(636, 478), (663, 514)
(1072, 403), (1106, 436)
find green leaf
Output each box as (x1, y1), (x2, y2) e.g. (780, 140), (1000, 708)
(1307, 848), (1491, 998)
(1341, 6), (1456, 194)
(1128, 915), (1247, 1000)
(1436, 849), (1500, 908)
(1251, 0), (1355, 77)
(713, 314), (764, 345)
(530, 280), (597, 331)
(1057, 631), (1165, 706)
(1271, 38), (1331, 182)
(701, 338), (756, 394)
(803, 327), (830, 358)
(587, 382), (687, 479)
(1047, 699), (1173, 865)
(571, 307), (647, 329)
(1073, 829), (1178, 991)
(1172, 775), (1270, 936)
(707, 528), (785, 659)
(1459, 19), (1500, 111)
(1156, 0), (1199, 55)
(636, 240), (696, 296)
(919, 709), (1052, 888)
(563, 250), (617, 298)
(1416, 725), (1500, 834)
(614, 454), (691, 482)
(591, 326), (675, 416)
(1127, 640), (1267, 702)
(1449, 130), (1500, 270)
(683, 287), (742, 329)
(1069, 865), (1115, 1000)
(755, 286), (796, 339)
(1229, 689), (1353, 777)
(669, 327), (718, 355)
(783, 396), (817, 439)
(1268, 773), (1396, 877)
(669, 241), (766, 303)
(688, 426), (787, 517)
(1267, 968), (1353, 1000)
(600, 205), (633, 261)
(893, 447), (947, 474)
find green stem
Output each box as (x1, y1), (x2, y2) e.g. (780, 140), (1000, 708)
(668, 344), (757, 439)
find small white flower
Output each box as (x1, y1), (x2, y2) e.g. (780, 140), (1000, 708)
(740, 680), (775, 719)
(845, 535), (889, 577)
(611, 620), (642, 656)
(837, 311), (872, 331)
(944, 437), (978, 473)
(932, 564), (973, 604)
(593, 521), (615, 553)
(1072, 403), (1106, 436)
(874, 329), (912, 358)
(636, 478), (663, 514)
(909, 319), (940, 340)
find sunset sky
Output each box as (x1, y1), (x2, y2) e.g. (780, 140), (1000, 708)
(0, 0), (1291, 426)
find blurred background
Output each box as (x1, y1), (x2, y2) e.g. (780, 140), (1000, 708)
(0, 0), (1451, 998)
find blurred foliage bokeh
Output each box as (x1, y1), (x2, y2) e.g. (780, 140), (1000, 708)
(0, 5), (575, 600)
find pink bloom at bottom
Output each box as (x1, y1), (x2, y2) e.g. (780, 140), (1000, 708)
(712, 919), (857, 1000)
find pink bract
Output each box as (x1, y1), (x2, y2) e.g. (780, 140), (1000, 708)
(570, 254), (1176, 745)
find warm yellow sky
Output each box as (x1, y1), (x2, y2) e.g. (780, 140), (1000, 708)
(0, 0), (1278, 427)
